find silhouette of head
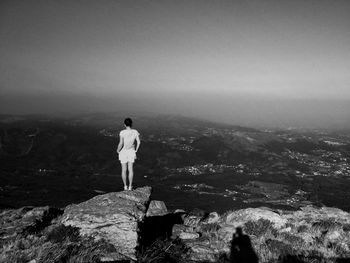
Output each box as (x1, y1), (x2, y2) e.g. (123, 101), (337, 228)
(124, 118), (132, 127)
(236, 227), (243, 236)
(230, 227), (258, 263)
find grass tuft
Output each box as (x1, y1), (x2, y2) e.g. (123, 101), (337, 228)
(265, 239), (294, 256)
(312, 219), (342, 231)
(200, 222), (221, 234)
(45, 224), (80, 243)
(138, 238), (188, 263)
(244, 219), (275, 237)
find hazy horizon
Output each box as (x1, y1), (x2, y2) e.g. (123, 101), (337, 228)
(1, 0), (350, 128)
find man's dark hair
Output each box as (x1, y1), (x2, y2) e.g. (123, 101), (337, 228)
(124, 118), (133, 127)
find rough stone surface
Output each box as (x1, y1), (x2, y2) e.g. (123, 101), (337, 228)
(146, 200), (168, 217)
(205, 212), (220, 224)
(179, 232), (200, 240)
(172, 224), (192, 238)
(187, 244), (218, 262)
(174, 209), (186, 214)
(225, 207), (287, 229)
(60, 186), (152, 260)
(183, 215), (202, 227)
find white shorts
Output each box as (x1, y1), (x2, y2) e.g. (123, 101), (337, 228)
(118, 149), (136, 164)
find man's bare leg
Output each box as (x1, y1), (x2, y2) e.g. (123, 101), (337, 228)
(127, 162), (134, 190)
(121, 163), (128, 190)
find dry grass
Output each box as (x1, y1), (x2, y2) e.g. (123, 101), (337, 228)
(200, 222), (221, 234)
(138, 238), (188, 263)
(0, 224), (118, 263)
(244, 218), (275, 238)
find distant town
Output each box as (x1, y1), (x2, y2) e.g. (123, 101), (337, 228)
(100, 124), (350, 178)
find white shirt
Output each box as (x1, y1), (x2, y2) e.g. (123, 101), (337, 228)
(120, 129), (139, 150)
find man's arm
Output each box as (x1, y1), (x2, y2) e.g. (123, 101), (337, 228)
(117, 134), (123, 153)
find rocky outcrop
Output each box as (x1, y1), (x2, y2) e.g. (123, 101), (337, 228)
(2, 187), (350, 263)
(60, 186), (152, 261)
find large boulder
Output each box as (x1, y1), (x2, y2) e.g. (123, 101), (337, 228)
(60, 186), (152, 261)
(225, 207), (287, 229)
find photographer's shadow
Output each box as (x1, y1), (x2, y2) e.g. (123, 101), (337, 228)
(230, 227), (259, 263)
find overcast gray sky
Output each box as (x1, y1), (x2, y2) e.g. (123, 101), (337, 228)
(1, 0), (350, 128)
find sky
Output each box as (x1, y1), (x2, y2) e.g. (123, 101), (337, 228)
(1, 0), (350, 128)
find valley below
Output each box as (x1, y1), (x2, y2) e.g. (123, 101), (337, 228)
(1, 113), (350, 213)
